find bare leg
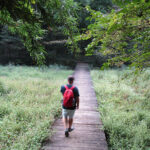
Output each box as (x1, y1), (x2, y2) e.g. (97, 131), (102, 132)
(63, 117), (69, 137)
(63, 117), (68, 130)
(69, 118), (73, 128)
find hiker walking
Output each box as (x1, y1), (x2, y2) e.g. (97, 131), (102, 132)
(60, 75), (80, 137)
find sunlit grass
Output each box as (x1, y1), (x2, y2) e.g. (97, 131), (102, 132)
(91, 68), (150, 150)
(0, 65), (72, 150)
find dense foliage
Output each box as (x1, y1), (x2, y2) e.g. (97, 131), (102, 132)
(92, 68), (150, 149)
(0, 0), (79, 64)
(74, 0), (112, 29)
(0, 0), (149, 68)
(78, 0), (150, 69)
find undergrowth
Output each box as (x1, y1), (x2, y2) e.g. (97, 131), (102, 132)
(0, 65), (72, 150)
(91, 68), (150, 150)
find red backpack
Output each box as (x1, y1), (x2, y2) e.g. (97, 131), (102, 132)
(63, 85), (75, 108)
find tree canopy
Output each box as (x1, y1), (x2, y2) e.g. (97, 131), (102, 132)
(0, 0), (79, 65)
(0, 0), (149, 68)
(77, 0), (150, 69)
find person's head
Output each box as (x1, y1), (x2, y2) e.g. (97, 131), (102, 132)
(68, 75), (74, 84)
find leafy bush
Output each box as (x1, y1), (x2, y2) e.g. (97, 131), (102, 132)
(0, 81), (5, 95)
(0, 81), (9, 96)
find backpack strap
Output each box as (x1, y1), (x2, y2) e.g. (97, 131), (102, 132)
(65, 85), (69, 90)
(70, 86), (75, 90)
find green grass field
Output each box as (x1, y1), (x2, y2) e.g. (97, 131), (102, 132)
(91, 68), (150, 150)
(0, 65), (72, 150)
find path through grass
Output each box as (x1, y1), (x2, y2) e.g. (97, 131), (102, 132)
(0, 65), (72, 150)
(91, 68), (150, 150)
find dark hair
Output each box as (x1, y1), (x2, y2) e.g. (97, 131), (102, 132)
(68, 75), (74, 83)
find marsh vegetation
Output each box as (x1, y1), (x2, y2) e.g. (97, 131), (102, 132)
(0, 65), (72, 150)
(92, 68), (150, 150)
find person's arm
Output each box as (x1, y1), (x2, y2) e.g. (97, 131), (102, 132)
(76, 97), (79, 109)
(61, 86), (65, 96)
(73, 87), (79, 109)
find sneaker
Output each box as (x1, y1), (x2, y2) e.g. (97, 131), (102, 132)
(65, 130), (69, 137)
(68, 127), (74, 132)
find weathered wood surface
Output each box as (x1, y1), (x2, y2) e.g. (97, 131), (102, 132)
(42, 63), (108, 150)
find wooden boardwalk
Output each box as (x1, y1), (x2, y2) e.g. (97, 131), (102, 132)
(42, 63), (108, 150)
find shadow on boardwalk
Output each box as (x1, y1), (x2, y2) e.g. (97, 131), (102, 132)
(42, 63), (108, 150)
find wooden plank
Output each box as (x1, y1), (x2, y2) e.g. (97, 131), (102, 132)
(54, 124), (103, 132)
(42, 147), (106, 150)
(43, 141), (107, 149)
(42, 147), (104, 150)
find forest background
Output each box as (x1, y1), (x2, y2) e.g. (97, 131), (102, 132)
(0, 0), (149, 69)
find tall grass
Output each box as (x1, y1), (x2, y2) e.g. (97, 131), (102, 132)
(0, 65), (72, 150)
(91, 68), (150, 150)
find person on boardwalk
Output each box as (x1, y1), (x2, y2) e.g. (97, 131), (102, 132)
(60, 75), (80, 137)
